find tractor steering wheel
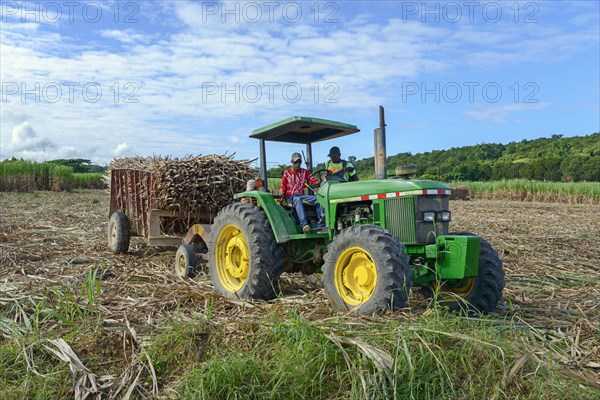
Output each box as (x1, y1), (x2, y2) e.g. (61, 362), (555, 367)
(306, 169), (330, 193)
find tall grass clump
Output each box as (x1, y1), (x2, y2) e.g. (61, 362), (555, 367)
(455, 179), (600, 204)
(0, 160), (72, 191)
(180, 313), (346, 400)
(177, 311), (596, 400)
(0, 269), (104, 399)
(49, 164), (73, 191)
(0, 340), (71, 399)
(1, 160), (52, 191)
(267, 177), (282, 191)
(72, 173), (107, 189)
(0, 160), (107, 191)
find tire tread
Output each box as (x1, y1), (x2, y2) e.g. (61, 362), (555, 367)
(209, 203), (283, 300)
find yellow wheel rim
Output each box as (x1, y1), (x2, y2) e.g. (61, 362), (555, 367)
(176, 252), (187, 277)
(215, 224), (249, 292)
(434, 278), (476, 301)
(334, 247), (377, 306)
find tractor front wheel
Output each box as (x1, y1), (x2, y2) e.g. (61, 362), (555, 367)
(427, 232), (504, 313)
(322, 225), (412, 315)
(208, 203), (283, 300)
(108, 211), (130, 254)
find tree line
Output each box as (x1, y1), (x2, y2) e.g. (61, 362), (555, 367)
(267, 132), (600, 182)
(1, 158), (106, 173)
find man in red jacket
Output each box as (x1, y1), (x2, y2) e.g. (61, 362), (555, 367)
(279, 152), (323, 234)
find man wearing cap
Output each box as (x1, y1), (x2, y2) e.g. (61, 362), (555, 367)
(279, 152), (324, 234)
(324, 146), (359, 182)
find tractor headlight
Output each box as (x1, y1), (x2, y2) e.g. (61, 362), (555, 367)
(440, 211), (451, 221)
(423, 212), (435, 222)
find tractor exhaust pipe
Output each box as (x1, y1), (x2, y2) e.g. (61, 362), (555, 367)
(374, 105), (387, 180)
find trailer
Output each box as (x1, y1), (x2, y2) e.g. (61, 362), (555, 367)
(107, 168), (212, 277)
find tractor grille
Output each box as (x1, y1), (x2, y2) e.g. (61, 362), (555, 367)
(415, 195), (449, 244)
(384, 197), (417, 244)
(383, 195), (450, 244)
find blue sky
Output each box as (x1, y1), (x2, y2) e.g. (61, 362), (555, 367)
(1, 0), (598, 167)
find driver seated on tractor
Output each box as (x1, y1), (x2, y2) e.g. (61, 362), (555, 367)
(323, 146), (359, 182)
(279, 152), (324, 234)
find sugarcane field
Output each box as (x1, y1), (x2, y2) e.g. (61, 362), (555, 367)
(2, 1), (600, 399)
(1, 171), (599, 398)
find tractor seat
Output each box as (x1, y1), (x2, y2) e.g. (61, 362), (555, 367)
(280, 198), (319, 226)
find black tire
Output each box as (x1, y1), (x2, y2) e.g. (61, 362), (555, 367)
(428, 232), (504, 314)
(175, 244), (198, 279)
(108, 211), (130, 254)
(322, 225), (412, 315)
(208, 203), (283, 300)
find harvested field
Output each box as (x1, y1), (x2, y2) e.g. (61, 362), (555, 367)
(0, 190), (598, 398)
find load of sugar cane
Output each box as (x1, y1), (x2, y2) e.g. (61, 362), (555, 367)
(109, 154), (256, 229)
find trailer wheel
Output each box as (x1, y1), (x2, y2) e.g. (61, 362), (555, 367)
(426, 232), (504, 314)
(322, 225), (412, 315)
(209, 203), (283, 300)
(175, 244), (198, 279)
(108, 211), (130, 254)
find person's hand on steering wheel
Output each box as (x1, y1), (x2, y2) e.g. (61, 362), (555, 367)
(305, 169), (329, 192)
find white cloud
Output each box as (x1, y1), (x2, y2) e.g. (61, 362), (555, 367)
(113, 143), (132, 156)
(4, 123), (91, 161)
(464, 103), (549, 124)
(10, 122), (56, 152)
(99, 29), (157, 44)
(59, 146), (78, 158)
(11, 121), (36, 143)
(0, 1), (597, 163)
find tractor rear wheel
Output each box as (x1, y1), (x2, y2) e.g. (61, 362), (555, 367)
(322, 225), (412, 315)
(175, 244), (198, 279)
(208, 203), (283, 300)
(427, 232), (504, 314)
(108, 211), (130, 254)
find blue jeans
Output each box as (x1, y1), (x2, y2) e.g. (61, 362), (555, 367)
(287, 195), (324, 227)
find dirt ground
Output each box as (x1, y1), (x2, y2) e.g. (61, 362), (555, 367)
(1, 190), (598, 387)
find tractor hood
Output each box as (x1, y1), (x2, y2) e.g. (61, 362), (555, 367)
(321, 179), (450, 201)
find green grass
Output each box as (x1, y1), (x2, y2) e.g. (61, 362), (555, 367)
(176, 311), (597, 400)
(72, 173), (106, 189)
(0, 263), (596, 399)
(267, 177), (282, 191)
(454, 179), (600, 202)
(0, 341), (71, 400)
(146, 318), (210, 383)
(2, 299), (597, 399)
(0, 270), (105, 399)
(0, 160), (107, 191)
(180, 313), (347, 400)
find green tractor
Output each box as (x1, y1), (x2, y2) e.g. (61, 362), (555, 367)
(207, 116), (504, 315)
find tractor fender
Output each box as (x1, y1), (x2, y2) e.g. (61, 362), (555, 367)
(233, 191), (297, 243)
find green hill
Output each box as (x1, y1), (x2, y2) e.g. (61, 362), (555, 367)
(348, 132), (600, 182)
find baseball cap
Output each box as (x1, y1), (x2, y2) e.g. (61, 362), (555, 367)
(291, 152), (302, 162)
(327, 146), (341, 157)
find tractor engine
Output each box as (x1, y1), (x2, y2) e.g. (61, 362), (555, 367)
(335, 201), (373, 231)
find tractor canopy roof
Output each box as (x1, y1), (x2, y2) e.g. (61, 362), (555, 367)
(250, 117), (360, 144)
